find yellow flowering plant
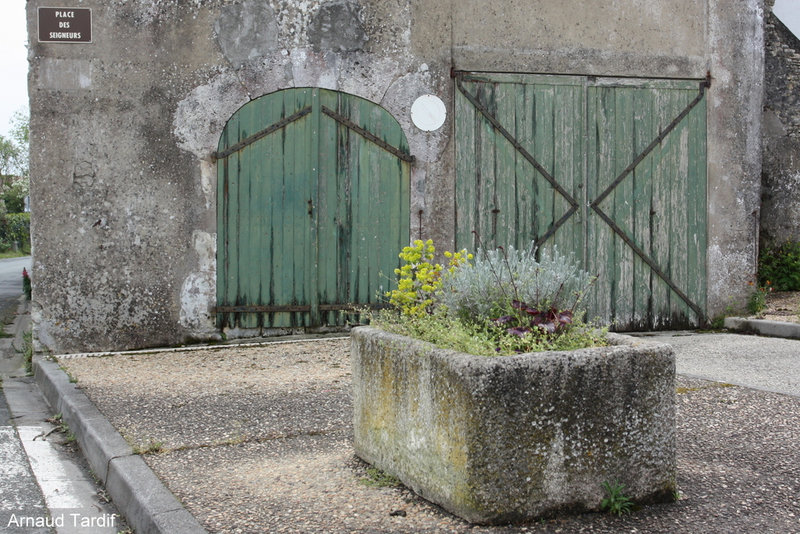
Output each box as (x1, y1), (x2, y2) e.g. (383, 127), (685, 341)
(385, 239), (472, 317)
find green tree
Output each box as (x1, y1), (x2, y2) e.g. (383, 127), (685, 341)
(0, 136), (20, 180)
(0, 111), (29, 214)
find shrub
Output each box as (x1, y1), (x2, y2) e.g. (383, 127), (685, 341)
(438, 244), (595, 322)
(0, 212), (30, 252)
(376, 240), (605, 356)
(758, 242), (800, 291)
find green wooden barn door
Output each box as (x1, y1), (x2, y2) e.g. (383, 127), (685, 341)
(454, 74), (585, 255)
(455, 73), (708, 330)
(216, 88), (411, 329)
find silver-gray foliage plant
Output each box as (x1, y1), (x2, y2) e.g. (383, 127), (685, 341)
(438, 244), (595, 321)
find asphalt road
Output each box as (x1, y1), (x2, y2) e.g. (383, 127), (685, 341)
(638, 330), (800, 397)
(0, 256), (30, 323)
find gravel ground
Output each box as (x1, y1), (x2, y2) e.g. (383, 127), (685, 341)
(759, 291), (800, 324)
(60, 337), (800, 533)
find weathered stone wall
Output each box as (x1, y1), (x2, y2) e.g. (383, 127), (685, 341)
(27, 0), (765, 352)
(761, 4), (800, 248)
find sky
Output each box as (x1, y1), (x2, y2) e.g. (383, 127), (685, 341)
(0, 1), (799, 140)
(1, 0), (27, 139)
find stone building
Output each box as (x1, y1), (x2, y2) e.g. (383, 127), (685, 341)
(27, 0), (765, 353)
(761, 3), (800, 248)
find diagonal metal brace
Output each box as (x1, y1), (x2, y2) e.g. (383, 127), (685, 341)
(455, 74), (580, 246)
(213, 107), (312, 161)
(590, 207), (706, 321)
(321, 106), (415, 163)
(591, 79), (709, 210)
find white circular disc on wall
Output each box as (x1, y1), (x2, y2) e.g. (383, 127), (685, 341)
(411, 94), (446, 132)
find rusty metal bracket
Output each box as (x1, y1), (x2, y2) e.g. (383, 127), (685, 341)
(212, 303), (391, 314)
(455, 74), (580, 248)
(320, 106), (415, 163)
(212, 107), (312, 161)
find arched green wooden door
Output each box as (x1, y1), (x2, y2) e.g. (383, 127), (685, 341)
(215, 88), (411, 329)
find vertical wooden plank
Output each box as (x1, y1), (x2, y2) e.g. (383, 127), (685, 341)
(380, 109), (407, 303)
(551, 83), (583, 262)
(494, 82), (516, 249)
(217, 116), (238, 328)
(276, 88), (311, 327)
(532, 83), (555, 256)
(586, 85), (615, 325)
(363, 100), (381, 305)
(267, 91), (287, 327)
(612, 86), (635, 327)
(316, 89), (338, 323)
(514, 82), (534, 251)
(233, 109), (252, 329)
(478, 82), (497, 248)
(650, 87), (672, 328)
(632, 88), (655, 329)
(454, 85), (476, 250)
(337, 99), (353, 311)
(241, 101), (262, 330)
(308, 88), (321, 325)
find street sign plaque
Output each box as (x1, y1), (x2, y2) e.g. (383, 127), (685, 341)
(38, 7), (92, 43)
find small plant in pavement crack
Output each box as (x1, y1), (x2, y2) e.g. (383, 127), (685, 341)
(360, 466), (401, 488)
(44, 413), (76, 443)
(131, 438), (164, 455)
(600, 480), (634, 516)
(46, 413), (69, 434)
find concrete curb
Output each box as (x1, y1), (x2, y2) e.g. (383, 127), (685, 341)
(33, 355), (208, 534)
(724, 317), (800, 339)
(10, 295), (29, 354)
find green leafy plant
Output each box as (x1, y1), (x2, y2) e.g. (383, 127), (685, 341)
(45, 413), (75, 443)
(747, 280), (772, 316)
(360, 466), (401, 488)
(131, 438), (164, 455)
(438, 243), (594, 321)
(0, 213), (30, 253)
(600, 480), (634, 516)
(375, 239), (605, 356)
(22, 330), (33, 375)
(47, 413), (69, 434)
(759, 241), (800, 291)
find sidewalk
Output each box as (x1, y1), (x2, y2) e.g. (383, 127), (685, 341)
(1, 297), (131, 534)
(40, 329), (800, 533)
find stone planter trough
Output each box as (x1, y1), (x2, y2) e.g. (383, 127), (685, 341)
(351, 326), (676, 524)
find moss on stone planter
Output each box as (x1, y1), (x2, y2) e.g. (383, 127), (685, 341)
(351, 326), (676, 524)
